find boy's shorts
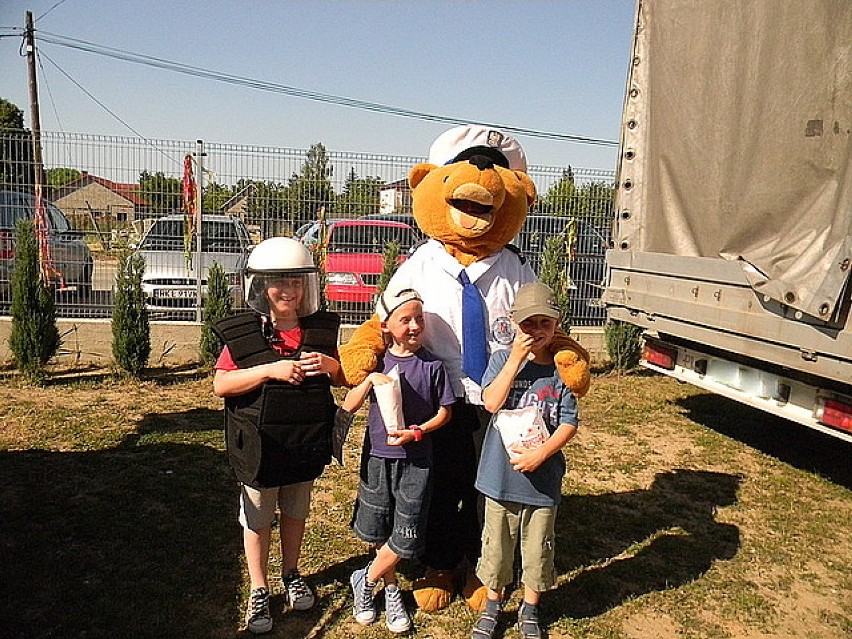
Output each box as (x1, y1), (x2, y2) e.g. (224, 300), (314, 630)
(238, 481), (314, 531)
(351, 456), (432, 559)
(476, 497), (557, 593)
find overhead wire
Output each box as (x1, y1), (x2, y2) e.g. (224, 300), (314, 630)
(34, 30), (619, 148)
(38, 49), (183, 166)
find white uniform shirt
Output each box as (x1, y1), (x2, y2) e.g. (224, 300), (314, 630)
(390, 239), (536, 403)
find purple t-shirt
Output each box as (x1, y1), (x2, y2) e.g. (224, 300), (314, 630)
(367, 348), (455, 460)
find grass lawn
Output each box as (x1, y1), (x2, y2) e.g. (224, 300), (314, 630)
(0, 369), (850, 638)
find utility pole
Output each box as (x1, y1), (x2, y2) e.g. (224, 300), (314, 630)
(25, 10), (45, 190)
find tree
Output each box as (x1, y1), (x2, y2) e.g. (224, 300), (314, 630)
(138, 170), (182, 215)
(237, 179), (291, 238)
(337, 168), (383, 217)
(288, 143), (335, 229)
(0, 97), (34, 189)
(9, 219), (60, 383)
(376, 241), (401, 297)
(46, 167), (81, 188)
(538, 231), (573, 331)
(112, 251), (150, 376)
(536, 167), (576, 217)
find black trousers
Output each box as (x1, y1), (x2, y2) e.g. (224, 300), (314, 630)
(421, 399), (489, 571)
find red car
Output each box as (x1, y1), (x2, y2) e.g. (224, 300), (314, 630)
(301, 219), (420, 319)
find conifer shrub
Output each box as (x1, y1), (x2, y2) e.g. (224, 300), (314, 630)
(9, 219), (60, 383)
(539, 231), (572, 331)
(604, 319), (644, 373)
(112, 251), (150, 376)
(200, 261), (231, 365)
(376, 240), (401, 299)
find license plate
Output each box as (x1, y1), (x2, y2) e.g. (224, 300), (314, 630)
(158, 289), (195, 299)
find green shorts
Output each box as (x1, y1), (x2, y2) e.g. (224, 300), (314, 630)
(476, 497), (557, 593)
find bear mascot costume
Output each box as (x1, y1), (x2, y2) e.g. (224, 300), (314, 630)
(339, 124), (590, 611)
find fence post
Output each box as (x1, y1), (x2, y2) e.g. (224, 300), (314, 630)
(194, 140), (205, 323)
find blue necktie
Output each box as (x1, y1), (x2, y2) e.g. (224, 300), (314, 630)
(458, 270), (489, 385)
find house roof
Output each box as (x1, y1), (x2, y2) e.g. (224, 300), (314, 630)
(53, 171), (151, 206)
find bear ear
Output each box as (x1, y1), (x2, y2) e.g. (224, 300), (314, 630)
(516, 171), (537, 207)
(408, 163), (437, 189)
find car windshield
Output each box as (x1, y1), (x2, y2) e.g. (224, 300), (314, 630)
(140, 219), (246, 253)
(328, 224), (416, 253)
(0, 191), (71, 232)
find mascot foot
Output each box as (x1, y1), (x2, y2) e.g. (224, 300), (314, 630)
(462, 570), (488, 612)
(413, 569), (455, 612)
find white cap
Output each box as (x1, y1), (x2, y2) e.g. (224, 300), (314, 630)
(427, 124), (528, 172)
(376, 283), (423, 322)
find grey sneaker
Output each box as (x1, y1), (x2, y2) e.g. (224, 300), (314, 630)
(384, 584), (411, 633)
(282, 569), (316, 610)
(517, 601), (543, 639)
(349, 565), (378, 625)
(245, 587), (273, 635)
(471, 598), (501, 638)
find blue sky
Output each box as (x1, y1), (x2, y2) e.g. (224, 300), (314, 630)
(1, 1), (636, 171)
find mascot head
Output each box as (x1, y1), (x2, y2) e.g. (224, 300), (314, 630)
(408, 125), (537, 266)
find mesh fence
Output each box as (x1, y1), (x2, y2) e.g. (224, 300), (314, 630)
(0, 131), (614, 325)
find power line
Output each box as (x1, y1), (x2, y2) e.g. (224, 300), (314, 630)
(34, 30), (619, 148)
(36, 0), (72, 23)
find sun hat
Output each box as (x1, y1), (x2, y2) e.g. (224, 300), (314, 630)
(511, 282), (561, 324)
(427, 124), (528, 172)
(376, 283), (423, 322)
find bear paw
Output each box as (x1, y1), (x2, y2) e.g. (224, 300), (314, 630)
(413, 569), (455, 612)
(461, 572), (488, 612)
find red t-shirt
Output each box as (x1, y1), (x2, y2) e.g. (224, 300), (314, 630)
(214, 325), (303, 371)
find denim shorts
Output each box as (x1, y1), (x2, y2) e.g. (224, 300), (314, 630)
(351, 456), (432, 559)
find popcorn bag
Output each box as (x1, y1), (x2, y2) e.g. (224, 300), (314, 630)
(373, 365), (405, 441)
(492, 405), (549, 459)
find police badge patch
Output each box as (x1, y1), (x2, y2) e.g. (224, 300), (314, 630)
(491, 316), (515, 345)
(486, 130), (504, 148)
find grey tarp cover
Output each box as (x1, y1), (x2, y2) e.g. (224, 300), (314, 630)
(616, 0), (852, 320)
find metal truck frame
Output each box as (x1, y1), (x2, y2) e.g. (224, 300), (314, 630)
(604, 0), (852, 442)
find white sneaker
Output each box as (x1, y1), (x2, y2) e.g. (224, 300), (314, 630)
(384, 584), (412, 633)
(350, 565), (377, 625)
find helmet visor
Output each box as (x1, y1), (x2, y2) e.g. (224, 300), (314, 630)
(245, 270), (320, 317)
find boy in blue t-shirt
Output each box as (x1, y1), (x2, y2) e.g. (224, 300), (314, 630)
(472, 282), (579, 639)
(343, 284), (455, 634)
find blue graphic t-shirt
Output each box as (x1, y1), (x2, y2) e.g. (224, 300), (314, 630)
(475, 349), (579, 507)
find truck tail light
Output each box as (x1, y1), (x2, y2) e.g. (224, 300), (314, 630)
(0, 229), (13, 259)
(642, 340), (677, 370)
(816, 397), (852, 433)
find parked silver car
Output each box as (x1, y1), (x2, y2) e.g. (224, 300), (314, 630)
(0, 189), (93, 303)
(135, 214), (252, 317)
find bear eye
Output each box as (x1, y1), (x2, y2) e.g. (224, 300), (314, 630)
(443, 176), (449, 183)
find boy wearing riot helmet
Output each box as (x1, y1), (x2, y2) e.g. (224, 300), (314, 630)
(213, 237), (344, 635)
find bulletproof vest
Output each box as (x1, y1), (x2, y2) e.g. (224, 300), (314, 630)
(214, 311), (340, 488)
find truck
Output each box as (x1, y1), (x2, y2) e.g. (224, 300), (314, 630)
(603, 0), (852, 442)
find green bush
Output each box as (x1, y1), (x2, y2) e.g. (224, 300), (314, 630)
(112, 251), (150, 376)
(9, 219), (60, 383)
(604, 319), (644, 373)
(200, 261), (231, 365)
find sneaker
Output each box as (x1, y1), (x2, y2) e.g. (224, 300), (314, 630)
(384, 584), (412, 633)
(471, 598), (501, 639)
(517, 601), (543, 639)
(282, 569), (316, 611)
(245, 587), (273, 635)
(350, 565), (378, 625)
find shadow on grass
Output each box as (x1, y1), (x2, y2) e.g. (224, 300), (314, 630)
(0, 409), (241, 639)
(550, 468), (742, 620)
(679, 392), (852, 489)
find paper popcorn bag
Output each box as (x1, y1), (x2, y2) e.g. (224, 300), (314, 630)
(492, 405), (549, 459)
(373, 365), (405, 439)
